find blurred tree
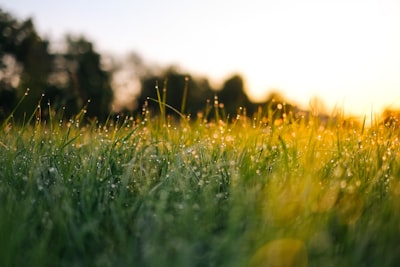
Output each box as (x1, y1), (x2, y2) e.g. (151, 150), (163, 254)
(260, 91), (298, 124)
(217, 74), (254, 116)
(111, 52), (155, 113)
(0, 54), (19, 119)
(137, 66), (214, 116)
(0, 9), (114, 121)
(0, 9), (52, 119)
(62, 35), (113, 120)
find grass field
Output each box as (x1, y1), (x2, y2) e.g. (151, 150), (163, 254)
(1, 97), (400, 267)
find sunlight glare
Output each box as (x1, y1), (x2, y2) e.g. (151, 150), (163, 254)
(237, 1), (400, 116)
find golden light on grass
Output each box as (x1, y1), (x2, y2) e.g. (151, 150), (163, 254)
(264, 181), (306, 225)
(310, 182), (340, 213)
(248, 239), (308, 267)
(390, 180), (400, 212)
(335, 192), (364, 225)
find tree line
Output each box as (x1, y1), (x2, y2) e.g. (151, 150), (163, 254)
(1, 8), (303, 124)
(0, 9), (112, 121)
(6, 7), (397, 127)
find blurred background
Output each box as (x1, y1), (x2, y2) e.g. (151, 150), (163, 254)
(1, 0), (400, 122)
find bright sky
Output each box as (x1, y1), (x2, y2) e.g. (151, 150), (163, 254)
(2, 0), (400, 117)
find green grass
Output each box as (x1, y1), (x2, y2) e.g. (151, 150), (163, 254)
(1, 100), (400, 267)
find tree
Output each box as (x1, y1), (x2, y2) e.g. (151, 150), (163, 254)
(0, 9), (114, 122)
(0, 9), (52, 119)
(45, 35), (114, 120)
(137, 66), (214, 116)
(111, 52), (155, 112)
(218, 74), (254, 116)
(259, 91), (298, 124)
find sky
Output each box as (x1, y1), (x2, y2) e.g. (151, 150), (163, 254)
(2, 0), (400, 117)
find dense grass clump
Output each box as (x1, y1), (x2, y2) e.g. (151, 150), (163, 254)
(1, 100), (400, 267)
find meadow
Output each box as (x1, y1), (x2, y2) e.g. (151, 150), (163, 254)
(1, 95), (400, 267)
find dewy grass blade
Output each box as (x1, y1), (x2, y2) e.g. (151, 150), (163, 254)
(1, 94), (400, 267)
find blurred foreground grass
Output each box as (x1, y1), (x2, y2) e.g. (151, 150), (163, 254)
(1, 101), (400, 267)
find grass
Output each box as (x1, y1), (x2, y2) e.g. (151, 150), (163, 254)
(1, 96), (400, 267)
